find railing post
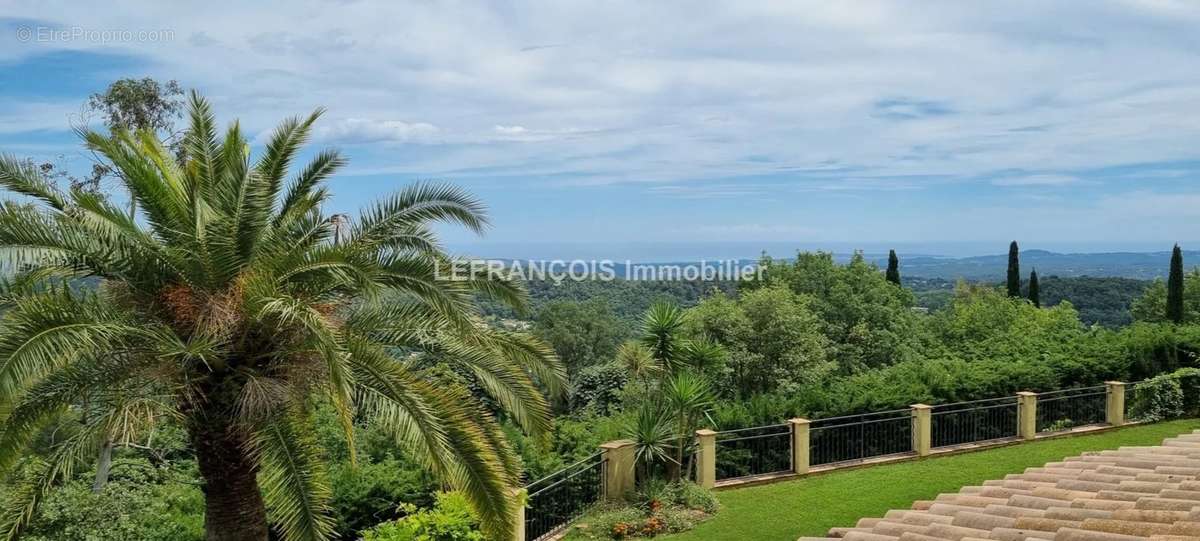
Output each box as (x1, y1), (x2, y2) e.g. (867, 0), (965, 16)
(695, 429), (716, 489)
(599, 440), (636, 501)
(1106, 381), (1126, 426)
(510, 487), (526, 541)
(788, 418), (810, 475)
(910, 404), (932, 457)
(1017, 392), (1038, 440)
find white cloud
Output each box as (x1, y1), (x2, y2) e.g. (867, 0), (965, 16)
(991, 174), (1080, 186)
(6, 0), (1200, 190)
(313, 118), (439, 144)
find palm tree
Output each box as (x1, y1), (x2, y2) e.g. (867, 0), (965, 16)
(0, 93), (563, 541)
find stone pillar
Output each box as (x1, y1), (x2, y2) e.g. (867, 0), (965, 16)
(695, 429), (716, 489)
(910, 404), (932, 457)
(789, 418), (811, 475)
(599, 439), (636, 501)
(1106, 381), (1126, 426)
(1017, 392), (1038, 440)
(510, 488), (526, 541)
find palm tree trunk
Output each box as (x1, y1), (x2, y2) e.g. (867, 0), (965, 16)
(91, 439), (113, 493)
(189, 418), (269, 541)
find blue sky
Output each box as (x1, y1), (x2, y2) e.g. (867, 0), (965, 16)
(2, 1), (1200, 259)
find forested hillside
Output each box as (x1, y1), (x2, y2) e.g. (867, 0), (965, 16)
(481, 273), (1150, 328)
(501, 250), (1200, 489)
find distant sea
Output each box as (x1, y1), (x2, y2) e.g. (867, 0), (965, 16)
(447, 240), (1191, 261)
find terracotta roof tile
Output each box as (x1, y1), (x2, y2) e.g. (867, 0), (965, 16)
(815, 429), (1200, 541)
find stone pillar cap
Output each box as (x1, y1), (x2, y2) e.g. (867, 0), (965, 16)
(1016, 391), (1038, 397)
(1104, 381), (1127, 386)
(788, 417), (811, 425)
(695, 428), (717, 436)
(599, 439), (636, 449)
(910, 403), (933, 410)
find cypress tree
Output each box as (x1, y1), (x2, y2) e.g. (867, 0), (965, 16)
(885, 249), (901, 285)
(1006, 241), (1021, 297)
(1167, 244), (1185, 323)
(1028, 269), (1040, 308)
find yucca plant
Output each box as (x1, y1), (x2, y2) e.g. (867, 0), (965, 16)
(624, 403), (675, 485)
(640, 302), (686, 372)
(0, 93), (564, 541)
(615, 341), (661, 391)
(662, 371), (713, 480)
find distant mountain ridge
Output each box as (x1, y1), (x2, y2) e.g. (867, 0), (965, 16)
(481, 250), (1196, 281)
(882, 249), (1199, 280)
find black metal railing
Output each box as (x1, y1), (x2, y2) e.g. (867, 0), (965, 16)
(714, 424), (792, 480)
(810, 409), (912, 466)
(1037, 386), (1107, 432)
(932, 397), (1019, 448)
(519, 383), (1131, 537)
(524, 453), (605, 541)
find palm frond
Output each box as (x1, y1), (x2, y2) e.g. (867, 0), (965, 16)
(250, 291), (356, 464)
(245, 411), (335, 541)
(81, 129), (191, 242)
(349, 184), (489, 251)
(0, 288), (138, 399)
(0, 156), (66, 211)
(347, 338), (517, 539)
(275, 149), (345, 228)
(433, 337), (553, 437)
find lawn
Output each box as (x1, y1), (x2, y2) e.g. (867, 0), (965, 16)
(662, 419), (1200, 541)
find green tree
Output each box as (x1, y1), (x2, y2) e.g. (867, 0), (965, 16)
(686, 288), (830, 396)
(1132, 269), (1200, 324)
(0, 94), (563, 541)
(87, 78), (185, 135)
(885, 249), (900, 285)
(745, 251), (922, 372)
(532, 299), (630, 373)
(1028, 269), (1040, 308)
(33, 78), (184, 202)
(1007, 241), (1021, 298)
(931, 283), (1085, 366)
(1168, 244), (1185, 323)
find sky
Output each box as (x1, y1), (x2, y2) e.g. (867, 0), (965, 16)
(2, 1), (1200, 259)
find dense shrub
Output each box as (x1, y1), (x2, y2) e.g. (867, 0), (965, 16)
(329, 459), (438, 538)
(18, 458), (203, 541)
(1129, 374), (1185, 422)
(1173, 367), (1200, 415)
(563, 481), (717, 540)
(569, 363), (630, 414)
(359, 492), (483, 541)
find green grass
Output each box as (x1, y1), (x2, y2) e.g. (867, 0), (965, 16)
(660, 419), (1200, 541)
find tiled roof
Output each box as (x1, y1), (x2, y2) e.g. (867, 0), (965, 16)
(803, 429), (1200, 541)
